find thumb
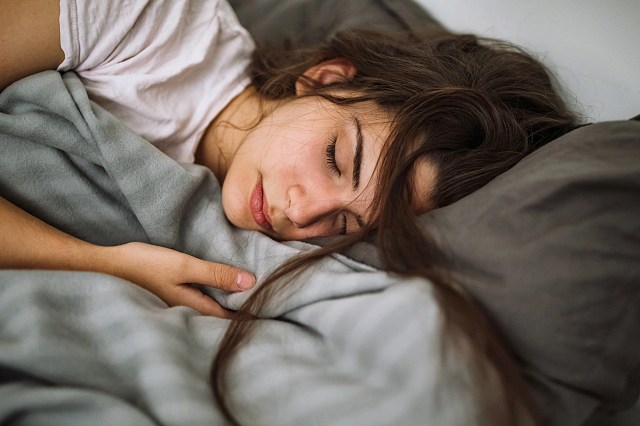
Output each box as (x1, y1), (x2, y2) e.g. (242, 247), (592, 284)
(186, 258), (255, 292)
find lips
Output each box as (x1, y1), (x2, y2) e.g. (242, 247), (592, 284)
(250, 176), (273, 231)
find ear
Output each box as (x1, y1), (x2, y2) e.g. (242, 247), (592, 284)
(295, 58), (357, 95)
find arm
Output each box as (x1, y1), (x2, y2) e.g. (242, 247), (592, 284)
(0, 197), (255, 317)
(0, 0), (64, 91)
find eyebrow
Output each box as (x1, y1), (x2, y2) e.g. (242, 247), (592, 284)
(352, 116), (363, 191)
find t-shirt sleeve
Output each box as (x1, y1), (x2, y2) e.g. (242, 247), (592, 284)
(55, 0), (255, 163)
(58, 0), (150, 71)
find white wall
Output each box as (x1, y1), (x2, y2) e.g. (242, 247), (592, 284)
(416, 0), (640, 121)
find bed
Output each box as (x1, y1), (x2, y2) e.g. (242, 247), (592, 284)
(1, 1), (638, 425)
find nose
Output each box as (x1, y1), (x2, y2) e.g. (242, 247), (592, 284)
(285, 184), (345, 228)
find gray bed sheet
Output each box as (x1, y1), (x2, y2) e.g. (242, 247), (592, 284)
(0, 71), (481, 425)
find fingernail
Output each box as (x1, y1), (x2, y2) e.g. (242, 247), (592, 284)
(236, 272), (255, 290)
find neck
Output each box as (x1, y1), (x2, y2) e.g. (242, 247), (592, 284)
(195, 85), (280, 183)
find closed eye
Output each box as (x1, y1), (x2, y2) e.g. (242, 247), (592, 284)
(325, 135), (341, 177)
(339, 214), (348, 235)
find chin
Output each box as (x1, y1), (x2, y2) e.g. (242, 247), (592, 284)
(228, 213), (249, 230)
(220, 201), (242, 229)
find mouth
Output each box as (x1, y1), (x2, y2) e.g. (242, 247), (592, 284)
(250, 175), (273, 231)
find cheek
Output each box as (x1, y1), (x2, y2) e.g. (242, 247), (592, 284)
(265, 140), (325, 182)
(220, 174), (247, 228)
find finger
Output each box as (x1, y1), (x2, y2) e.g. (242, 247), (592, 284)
(186, 258), (255, 292)
(169, 285), (234, 318)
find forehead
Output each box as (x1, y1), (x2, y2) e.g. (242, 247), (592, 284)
(341, 101), (394, 221)
(335, 101), (393, 145)
(352, 106), (393, 188)
(336, 99), (391, 124)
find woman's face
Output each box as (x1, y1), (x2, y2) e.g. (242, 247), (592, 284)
(221, 96), (394, 240)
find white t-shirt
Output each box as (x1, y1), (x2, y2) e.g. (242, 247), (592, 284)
(57, 0), (255, 163)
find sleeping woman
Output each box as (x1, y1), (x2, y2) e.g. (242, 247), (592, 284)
(0, 0), (579, 424)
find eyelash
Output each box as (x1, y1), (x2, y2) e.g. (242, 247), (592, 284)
(325, 135), (341, 177)
(326, 135), (347, 235)
(340, 215), (348, 235)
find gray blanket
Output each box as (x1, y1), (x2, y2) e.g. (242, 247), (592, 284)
(0, 72), (479, 425)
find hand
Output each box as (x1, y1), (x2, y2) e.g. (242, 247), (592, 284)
(102, 242), (255, 317)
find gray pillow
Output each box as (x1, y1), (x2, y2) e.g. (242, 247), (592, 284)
(418, 120), (640, 425)
(230, 1), (640, 424)
(228, 0), (441, 47)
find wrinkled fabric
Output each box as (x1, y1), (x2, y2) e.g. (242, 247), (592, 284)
(0, 71), (482, 425)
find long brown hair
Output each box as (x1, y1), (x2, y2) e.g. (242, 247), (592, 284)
(211, 28), (578, 425)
